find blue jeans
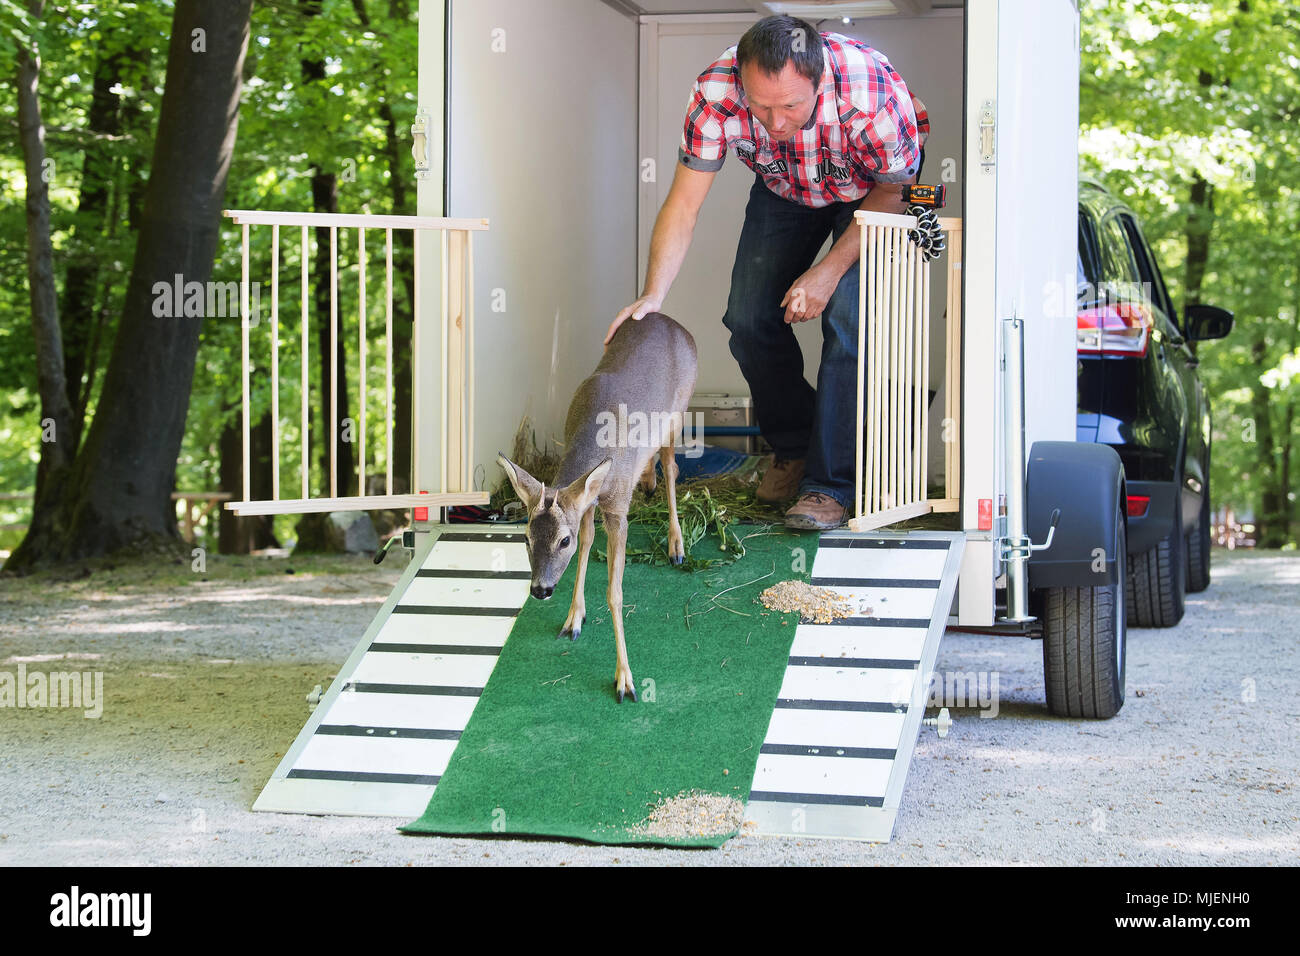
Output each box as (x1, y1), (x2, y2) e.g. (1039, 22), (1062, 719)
(723, 175), (865, 508)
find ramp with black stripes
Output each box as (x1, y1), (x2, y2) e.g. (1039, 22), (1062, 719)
(745, 530), (965, 842)
(256, 524), (963, 840)
(252, 527), (529, 816)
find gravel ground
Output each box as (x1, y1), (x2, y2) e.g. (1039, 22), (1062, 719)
(0, 547), (1296, 866)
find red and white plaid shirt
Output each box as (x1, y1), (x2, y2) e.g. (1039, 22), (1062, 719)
(679, 32), (929, 208)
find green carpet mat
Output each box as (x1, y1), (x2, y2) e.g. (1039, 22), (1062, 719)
(401, 524), (818, 848)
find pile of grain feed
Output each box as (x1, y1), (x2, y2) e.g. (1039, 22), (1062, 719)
(625, 790), (746, 840)
(759, 579), (858, 623)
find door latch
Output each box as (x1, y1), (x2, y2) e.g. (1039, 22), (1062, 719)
(979, 100), (996, 172)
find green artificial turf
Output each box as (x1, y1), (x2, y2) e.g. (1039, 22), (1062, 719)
(401, 524), (818, 848)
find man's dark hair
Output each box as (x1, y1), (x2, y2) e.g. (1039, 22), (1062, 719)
(736, 15), (823, 88)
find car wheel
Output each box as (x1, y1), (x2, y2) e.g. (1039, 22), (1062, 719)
(1127, 481), (1186, 627)
(1042, 506), (1127, 719)
(1186, 477), (1211, 593)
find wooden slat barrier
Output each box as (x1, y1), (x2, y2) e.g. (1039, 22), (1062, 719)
(222, 210), (489, 517)
(851, 211), (962, 533)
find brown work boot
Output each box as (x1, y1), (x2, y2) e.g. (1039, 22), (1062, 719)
(756, 456), (806, 503)
(785, 492), (846, 531)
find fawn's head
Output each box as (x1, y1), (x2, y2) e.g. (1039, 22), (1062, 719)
(498, 454), (612, 600)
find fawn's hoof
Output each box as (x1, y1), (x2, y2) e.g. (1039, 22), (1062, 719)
(670, 552), (685, 565)
(615, 672), (638, 703)
(559, 610), (584, 641)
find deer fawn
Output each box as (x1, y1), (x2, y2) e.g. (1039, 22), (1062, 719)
(497, 312), (698, 702)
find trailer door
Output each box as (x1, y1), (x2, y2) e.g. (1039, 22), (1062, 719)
(959, 0), (1079, 625)
(994, 0), (1079, 458)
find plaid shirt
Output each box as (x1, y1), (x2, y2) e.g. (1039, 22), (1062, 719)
(679, 32), (929, 208)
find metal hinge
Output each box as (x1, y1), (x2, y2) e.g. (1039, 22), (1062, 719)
(411, 108), (431, 180)
(979, 99), (996, 172)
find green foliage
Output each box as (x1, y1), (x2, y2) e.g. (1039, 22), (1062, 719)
(611, 481), (787, 571)
(1079, 0), (1300, 543)
(1, 0), (418, 550)
(185, 0), (419, 546)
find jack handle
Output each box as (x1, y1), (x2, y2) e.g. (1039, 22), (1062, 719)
(1029, 509), (1061, 554)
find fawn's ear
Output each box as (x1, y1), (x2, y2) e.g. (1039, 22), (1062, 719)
(560, 458), (613, 513)
(497, 454), (543, 512)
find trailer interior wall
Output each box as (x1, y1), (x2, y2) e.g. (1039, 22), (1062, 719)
(445, 0), (638, 474)
(640, 9), (964, 480)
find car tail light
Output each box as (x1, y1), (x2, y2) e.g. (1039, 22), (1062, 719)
(1127, 494), (1150, 517)
(1077, 302), (1152, 357)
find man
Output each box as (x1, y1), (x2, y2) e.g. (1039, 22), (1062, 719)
(604, 15), (929, 530)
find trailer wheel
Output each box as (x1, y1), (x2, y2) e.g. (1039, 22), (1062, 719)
(1126, 485), (1186, 627)
(1185, 478), (1211, 593)
(1041, 508), (1126, 719)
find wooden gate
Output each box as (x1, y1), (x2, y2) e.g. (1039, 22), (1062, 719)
(851, 210), (963, 532)
(221, 210), (489, 517)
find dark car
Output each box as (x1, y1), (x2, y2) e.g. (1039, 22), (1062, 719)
(1075, 180), (1233, 627)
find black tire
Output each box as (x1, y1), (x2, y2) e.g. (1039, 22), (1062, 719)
(1126, 485), (1186, 627)
(1186, 478), (1211, 593)
(1041, 507), (1127, 719)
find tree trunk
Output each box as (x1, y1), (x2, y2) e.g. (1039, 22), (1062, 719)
(78, 47), (151, 420)
(1280, 265), (1300, 544)
(1281, 398), (1295, 544)
(6, 0), (256, 571)
(301, 0), (355, 497)
(1183, 172), (1214, 311)
(1249, 336), (1283, 548)
(15, 0), (76, 506)
(308, 172), (356, 496)
(60, 48), (130, 449)
(351, 0), (414, 489)
(218, 410), (280, 554)
(1182, 67), (1219, 362)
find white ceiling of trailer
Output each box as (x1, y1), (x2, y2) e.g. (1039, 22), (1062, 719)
(627, 0), (964, 15)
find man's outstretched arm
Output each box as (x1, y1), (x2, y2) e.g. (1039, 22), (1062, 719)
(780, 180), (914, 323)
(604, 163), (716, 345)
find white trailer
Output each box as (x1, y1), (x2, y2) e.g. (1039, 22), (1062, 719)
(229, 0), (1127, 842)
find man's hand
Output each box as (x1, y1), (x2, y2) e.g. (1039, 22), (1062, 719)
(780, 261), (840, 324)
(604, 295), (663, 346)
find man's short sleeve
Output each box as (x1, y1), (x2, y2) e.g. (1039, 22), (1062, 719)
(678, 75), (728, 172)
(846, 67), (925, 184)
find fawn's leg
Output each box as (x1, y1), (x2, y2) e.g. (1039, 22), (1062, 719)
(560, 506), (596, 640)
(661, 445), (685, 565)
(601, 507), (636, 702)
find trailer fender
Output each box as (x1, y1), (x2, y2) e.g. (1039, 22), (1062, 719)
(1026, 441), (1125, 589)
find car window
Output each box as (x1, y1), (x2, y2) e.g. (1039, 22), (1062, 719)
(1077, 211), (1101, 303)
(1119, 213), (1180, 332)
(1098, 215), (1141, 301)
